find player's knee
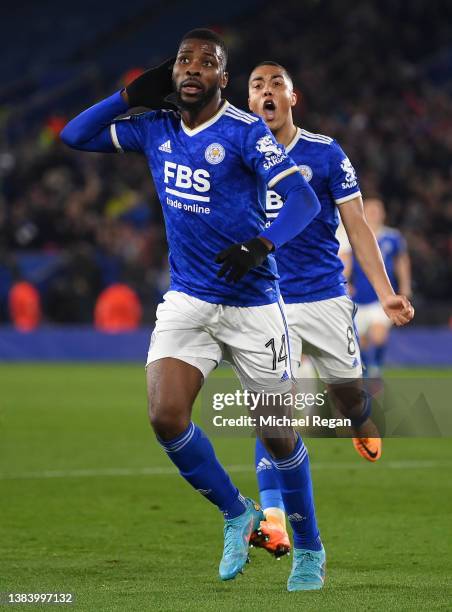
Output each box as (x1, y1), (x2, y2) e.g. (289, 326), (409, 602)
(329, 383), (365, 419)
(260, 433), (296, 460)
(149, 410), (189, 440)
(148, 399), (190, 440)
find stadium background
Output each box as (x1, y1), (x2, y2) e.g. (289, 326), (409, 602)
(1, 1), (451, 610)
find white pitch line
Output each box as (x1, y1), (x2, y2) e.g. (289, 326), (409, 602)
(0, 460), (449, 481)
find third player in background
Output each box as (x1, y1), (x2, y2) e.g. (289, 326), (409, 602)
(339, 198), (412, 378)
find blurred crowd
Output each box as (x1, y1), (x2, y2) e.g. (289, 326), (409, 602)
(0, 124), (168, 323)
(0, 0), (451, 325)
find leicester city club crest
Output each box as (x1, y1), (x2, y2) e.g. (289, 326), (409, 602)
(299, 165), (313, 182)
(205, 143), (225, 165)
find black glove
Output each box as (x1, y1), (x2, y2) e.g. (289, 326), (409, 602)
(125, 57), (176, 109)
(215, 238), (271, 283)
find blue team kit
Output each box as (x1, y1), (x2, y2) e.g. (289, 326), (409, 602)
(61, 91), (359, 307)
(265, 127), (361, 303)
(58, 78), (355, 588)
(110, 100), (304, 306)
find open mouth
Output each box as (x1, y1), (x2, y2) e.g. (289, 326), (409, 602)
(181, 79), (204, 95)
(262, 99), (276, 120)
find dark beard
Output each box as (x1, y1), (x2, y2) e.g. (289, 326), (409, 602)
(174, 82), (218, 113)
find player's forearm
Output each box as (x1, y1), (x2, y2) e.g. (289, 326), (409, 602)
(60, 90), (129, 151)
(260, 174), (321, 249)
(395, 253), (412, 297)
(347, 219), (395, 301)
(340, 251), (353, 280)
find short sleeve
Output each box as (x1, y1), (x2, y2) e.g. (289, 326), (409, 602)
(110, 112), (156, 153)
(242, 118), (299, 188)
(328, 141), (361, 204)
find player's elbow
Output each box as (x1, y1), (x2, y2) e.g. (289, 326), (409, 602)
(60, 122), (84, 148)
(60, 125), (76, 147)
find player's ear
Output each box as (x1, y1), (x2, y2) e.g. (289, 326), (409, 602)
(291, 90), (298, 108)
(220, 71), (229, 90)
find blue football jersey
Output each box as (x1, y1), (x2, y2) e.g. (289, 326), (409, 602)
(264, 128), (361, 302)
(353, 227), (406, 304)
(110, 102), (299, 306)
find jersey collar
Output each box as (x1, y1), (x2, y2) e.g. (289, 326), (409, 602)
(180, 100), (230, 137)
(285, 126), (302, 153)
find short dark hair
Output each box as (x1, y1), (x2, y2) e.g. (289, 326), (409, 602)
(180, 28), (228, 68)
(251, 61), (294, 87)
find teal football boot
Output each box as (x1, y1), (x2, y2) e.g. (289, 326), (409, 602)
(287, 546), (326, 591)
(219, 498), (264, 581)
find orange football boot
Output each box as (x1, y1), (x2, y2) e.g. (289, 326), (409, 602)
(352, 437), (382, 462)
(250, 515), (291, 558)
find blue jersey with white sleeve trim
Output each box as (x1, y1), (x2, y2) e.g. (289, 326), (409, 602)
(353, 227), (405, 304)
(111, 101), (300, 306)
(264, 128), (361, 302)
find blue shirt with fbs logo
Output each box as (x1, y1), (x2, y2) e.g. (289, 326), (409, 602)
(112, 101), (301, 306)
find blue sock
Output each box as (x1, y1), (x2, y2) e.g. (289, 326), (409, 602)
(273, 435), (322, 551)
(350, 389), (372, 429)
(255, 438), (285, 511)
(374, 343), (387, 369)
(158, 423), (246, 519)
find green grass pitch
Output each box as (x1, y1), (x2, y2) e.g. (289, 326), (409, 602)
(1, 364), (451, 611)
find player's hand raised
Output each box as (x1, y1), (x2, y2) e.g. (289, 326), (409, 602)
(125, 57), (176, 109)
(215, 238), (271, 283)
(381, 294), (414, 326)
